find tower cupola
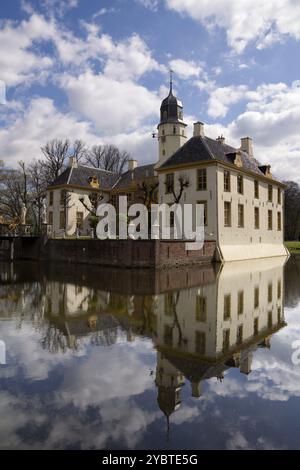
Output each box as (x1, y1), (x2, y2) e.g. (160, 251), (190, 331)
(160, 73), (184, 124)
(156, 72), (187, 167)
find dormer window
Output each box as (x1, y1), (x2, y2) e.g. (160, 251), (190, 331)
(89, 176), (100, 188)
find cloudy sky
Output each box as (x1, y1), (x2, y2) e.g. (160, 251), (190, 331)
(0, 0), (300, 182)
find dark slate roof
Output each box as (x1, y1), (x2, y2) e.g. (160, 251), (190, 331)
(48, 165), (120, 190)
(160, 88), (184, 125)
(114, 164), (155, 189)
(163, 352), (230, 383)
(159, 135), (268, 178)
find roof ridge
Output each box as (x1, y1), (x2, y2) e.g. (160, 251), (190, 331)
(201, 136), (216, 159)
(111, 177), (122, 189)
(67, 166), (73, 184)
(121, 163), (155, 175)
(77, 164), (118, 174)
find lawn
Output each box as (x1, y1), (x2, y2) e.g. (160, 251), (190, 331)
(285, 241), (300, 254)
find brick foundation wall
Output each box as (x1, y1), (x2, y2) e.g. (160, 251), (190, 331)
(0, 259), (219, 295)
(156, 240), (217, 267)
(4, 237), (217, 268)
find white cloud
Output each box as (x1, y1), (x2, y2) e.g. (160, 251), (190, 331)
(0, 97), (158, 167)
(0, 98), (100, 167)
(60, 71), (160, 135)
(169, 58), (202, 80)
(53, 26), (164, 79)
(93, 8), (118, 19)
(165, 0), (300, 53)
(0, 11), (163, 86)
(135, 0), (160, 11)
(41, 0), (78, 17)
(192, 80), (300, 182)
(0, 14), (55, 86)
(207, 85), (248, 118)
(0, 12), (164, 167)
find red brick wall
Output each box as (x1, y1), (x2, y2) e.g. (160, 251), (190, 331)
(12, 238), (217, 268)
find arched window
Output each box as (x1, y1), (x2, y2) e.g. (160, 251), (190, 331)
(173, 126), (176, 134)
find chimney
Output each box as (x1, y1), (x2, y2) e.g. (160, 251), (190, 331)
(240, 352), (253, 375)
(193, 121), (205, 137)
(240, 137), (253, 158)
(128, 159), (138, 171)
(217, 135), (225, 144)
(69, 156), (78, 168)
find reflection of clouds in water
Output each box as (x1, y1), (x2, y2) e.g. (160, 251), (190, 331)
(0, 325), (159, 449)
(43, 399), (159, 450)
(0, 389), (159, 449)
(0, 322), (75, 381)
(226, 432), (286, 450)
(170, 404), (203, 425)
(0, 391), (47, 449)
(203, 303), (300, 403)
(56, 340), (155, 407)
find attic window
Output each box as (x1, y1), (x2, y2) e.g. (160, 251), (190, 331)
(89, 176), (100, 188)
(226, 151), (243, 168)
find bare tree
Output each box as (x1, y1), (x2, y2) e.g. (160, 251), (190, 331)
(84, 145), (105, 168)
(41, 139), (70, 185)
(84, 144), (130, 174)
(72, 139), (88, 162)
(165, 174), (190, 204)
(0, 161), (29, 223)
(79, 193), (104, 234)
(28, 160), (46, 229)
(136, 180), (159, 209)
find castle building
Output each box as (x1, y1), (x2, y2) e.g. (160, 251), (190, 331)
(46, 79), (288, 261)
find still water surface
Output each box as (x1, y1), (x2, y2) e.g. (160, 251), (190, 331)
(0, 256), (300, 450)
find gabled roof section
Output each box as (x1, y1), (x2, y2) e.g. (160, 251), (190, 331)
(114, 164), (155, 190)
(47, 165), (120, 190)
(158, 135), (271, 179)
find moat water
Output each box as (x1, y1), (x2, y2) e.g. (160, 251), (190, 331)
(0, 256), (300, 450)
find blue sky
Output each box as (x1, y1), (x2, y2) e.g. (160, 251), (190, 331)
(0, 0), (300, 182)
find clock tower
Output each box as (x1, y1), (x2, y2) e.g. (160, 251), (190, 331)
(156, 73), (187, 167)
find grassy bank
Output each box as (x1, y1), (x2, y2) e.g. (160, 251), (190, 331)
(285, 241), (300, 254)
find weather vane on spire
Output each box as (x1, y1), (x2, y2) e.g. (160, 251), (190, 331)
(169, 69), (174, 93)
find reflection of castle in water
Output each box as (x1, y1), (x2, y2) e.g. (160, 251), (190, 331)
(0, 257), (287, 419)
(154, 257), (286, 420)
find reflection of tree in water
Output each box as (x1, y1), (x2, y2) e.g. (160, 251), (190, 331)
(90, 327), (119, 347)
(164, 291), (185, 348)
(41, 325), (77, 354)
(0, 281), (47, 331)
(136, 296), (157, 338)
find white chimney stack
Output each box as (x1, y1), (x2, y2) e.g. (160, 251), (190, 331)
(217, 135), (225, 144)
(128, 159), (138, 171)
(69, 156), (78, 168)
(193, 122), (205, 137)
(240, 137), (253, 158)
